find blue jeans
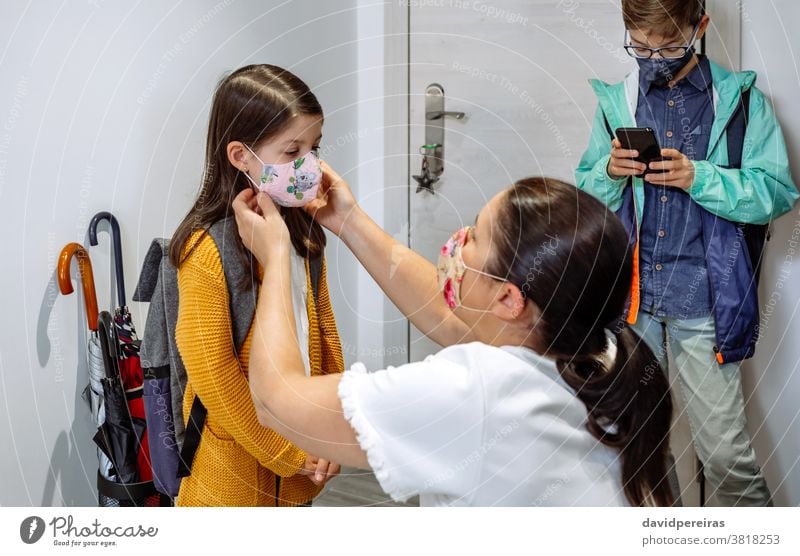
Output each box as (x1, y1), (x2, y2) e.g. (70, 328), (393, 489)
(631, 310), (772, 506)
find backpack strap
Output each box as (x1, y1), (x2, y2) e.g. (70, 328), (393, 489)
(601, 110), (614, 141)
(725, 88), (750, 169)
(207, 217), (258, 351)
(177, 217), (258, 478)
(309, 254), (322, 306)
(724, 88), (768, 282)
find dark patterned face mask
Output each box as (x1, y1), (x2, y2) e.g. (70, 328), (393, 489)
(636, 47), (695, 88)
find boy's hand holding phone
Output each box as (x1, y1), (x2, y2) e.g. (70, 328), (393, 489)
(608, 127), (695, 190)
(607, 137), (647, 178)
(645, 148), (695, 190)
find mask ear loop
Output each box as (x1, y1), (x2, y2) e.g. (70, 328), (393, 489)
(243, 144), (266, 165)
(454, 302), (495, 314)
(241, 144), (265, 193)
(456, 264), (511, 313)
(462, 262), (506, 282)
(455, 227), (509, 311)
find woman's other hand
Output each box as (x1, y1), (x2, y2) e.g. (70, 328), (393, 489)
(304, 161), (359, 237)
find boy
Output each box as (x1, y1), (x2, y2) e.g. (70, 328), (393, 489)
(576, 0), (798, 506)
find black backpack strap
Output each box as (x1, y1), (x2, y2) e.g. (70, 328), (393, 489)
(309, 255), (322, 305)
(725, 88), (750, 169)
(176, 396), (207, 478)
(601, 110), (614, 141)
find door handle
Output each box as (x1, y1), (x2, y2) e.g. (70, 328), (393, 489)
(415, 83), (465, 194)
(427, 110), (466, 120)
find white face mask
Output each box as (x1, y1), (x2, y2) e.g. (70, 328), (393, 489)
(243, 145), (322, 207)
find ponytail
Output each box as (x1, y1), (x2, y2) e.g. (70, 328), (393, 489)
(556, 325), (673, 506)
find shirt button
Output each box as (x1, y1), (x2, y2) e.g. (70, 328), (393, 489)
(655, 263), (663, 271)
(661, 195), (668, 203)
(666, 130), (673, 138)
(668, 99), (675, 107)
(658, 230), (666, 238)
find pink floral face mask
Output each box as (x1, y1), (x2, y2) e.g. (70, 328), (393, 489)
(437, 226), (505, 310)
(244, 146), (322, 207)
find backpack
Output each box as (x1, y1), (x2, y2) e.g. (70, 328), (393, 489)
(132, 216), (323, 499)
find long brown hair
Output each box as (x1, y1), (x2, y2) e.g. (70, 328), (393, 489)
(486, 177), (673, 506)
(169, 64), (326, 275)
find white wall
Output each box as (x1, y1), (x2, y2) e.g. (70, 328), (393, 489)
(349, 0), (409, 373)
(3, 0), (797, 508)
(740, 0), (800, 507)
(0, 0), (363, 506)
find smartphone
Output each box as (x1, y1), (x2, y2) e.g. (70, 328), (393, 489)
(615, 127), (665, 172)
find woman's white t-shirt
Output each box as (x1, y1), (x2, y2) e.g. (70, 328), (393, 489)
(337, 342), (628, 506)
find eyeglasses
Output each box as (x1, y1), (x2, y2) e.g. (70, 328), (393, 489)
(624, 22), (700, 59)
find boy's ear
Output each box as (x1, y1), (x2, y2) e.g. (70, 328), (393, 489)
(695, 14), (711, 41)
(227, 141), (249, 171)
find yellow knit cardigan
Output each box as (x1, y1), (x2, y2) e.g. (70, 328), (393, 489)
(174, 230), (344, 507)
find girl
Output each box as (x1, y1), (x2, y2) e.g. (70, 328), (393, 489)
(170, 64), (343, 507)
(233, 173), (675, 506)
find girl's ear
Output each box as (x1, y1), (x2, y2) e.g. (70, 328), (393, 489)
(227, 141), (249, 171)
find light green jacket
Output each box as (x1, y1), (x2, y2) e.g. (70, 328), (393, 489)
(575, 59), (798, 227)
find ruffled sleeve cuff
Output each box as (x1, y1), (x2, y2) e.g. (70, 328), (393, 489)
(337, 363), (412, 502)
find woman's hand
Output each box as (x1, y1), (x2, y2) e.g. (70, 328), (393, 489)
(232, 188), (290, 267)
(304, 161), (359, 237)
(300, 455), (341, 485)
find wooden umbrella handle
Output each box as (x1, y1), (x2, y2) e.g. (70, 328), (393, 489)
(57, 243), (99, 332)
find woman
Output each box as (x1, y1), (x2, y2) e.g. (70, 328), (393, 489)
(233, 171), (674, 506)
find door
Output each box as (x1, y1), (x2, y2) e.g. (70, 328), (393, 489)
(405, 0), (742, 507)
(408, 0), (634, 360)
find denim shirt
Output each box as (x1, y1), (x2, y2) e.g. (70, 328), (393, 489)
(635, 55), (715, 318)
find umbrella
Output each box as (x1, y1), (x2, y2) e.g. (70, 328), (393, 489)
(88, 212), (152, 484)
(57, 243), (113, 481)
(93, 311), (145, 485)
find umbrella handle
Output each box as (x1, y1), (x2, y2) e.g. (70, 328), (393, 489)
(88, 211), (126, 307)
(58, 243), (99, 332)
